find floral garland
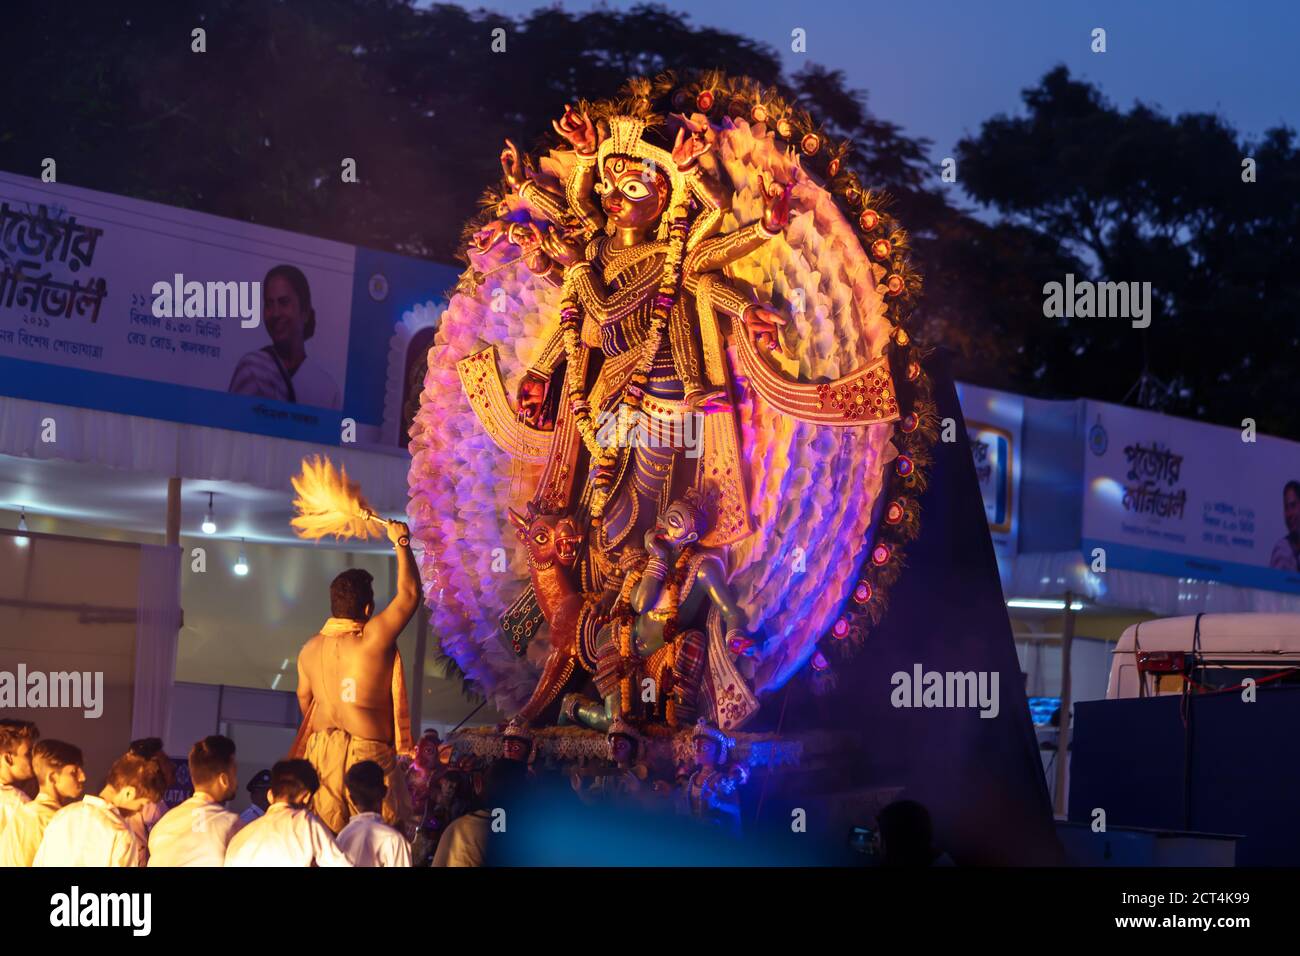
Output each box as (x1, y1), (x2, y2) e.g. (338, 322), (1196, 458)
(558, 212), (690, 521)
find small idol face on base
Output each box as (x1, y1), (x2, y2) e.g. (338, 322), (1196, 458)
(693, 736), (720, 767)
(609, 735), (635, 764)
(508, 507), (582, 568)
(502, 737), (531, 762)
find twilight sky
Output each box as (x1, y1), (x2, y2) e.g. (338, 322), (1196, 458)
(456, 0), (1298, 210)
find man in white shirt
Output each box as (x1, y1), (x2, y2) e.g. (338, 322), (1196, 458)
(148, 735), (244, 867)
(336, 761), (411, 867)
(0, 739), (84, 867)
(33, 747), (169, 867)
(432, 760), (523, 867)
(239, 769), (272, 826)
(224, 759), (351, 867)
(0, 720), (38, 841)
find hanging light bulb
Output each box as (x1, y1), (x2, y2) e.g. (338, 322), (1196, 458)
(15, 508), (29, 548)
(202, 492), (217, 535)
(233, 539), (249, 576)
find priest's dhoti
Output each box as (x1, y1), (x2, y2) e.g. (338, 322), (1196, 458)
(303, 728), (412, 834)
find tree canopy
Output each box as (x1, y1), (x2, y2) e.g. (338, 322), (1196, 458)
(3, 3), (1294, 434)
(958, 66), (1299, 434)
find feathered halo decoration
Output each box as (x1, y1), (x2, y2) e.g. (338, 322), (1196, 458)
(290, 456), (385, 541)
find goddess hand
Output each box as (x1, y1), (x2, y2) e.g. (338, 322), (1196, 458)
(685, 387), (729, 412)
(759, 175), (794, 232)
(743, 304), (787, 353)
(500, 139), (526, 190)
(540, 230), (583, 268)
(471, 220), (507, 254)
(671, 126), (710, 171)
(552, 104), (597, 155)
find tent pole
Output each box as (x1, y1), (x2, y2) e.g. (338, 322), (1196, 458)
(165, 476), (181, 546)
(1053, 591), (1075, 817)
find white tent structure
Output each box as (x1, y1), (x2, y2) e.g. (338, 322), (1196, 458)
(1107, 613), (1300, 699)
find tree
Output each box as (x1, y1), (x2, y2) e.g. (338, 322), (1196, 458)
(0, 1), (1044, 386)
(957, 66), (1300, 435)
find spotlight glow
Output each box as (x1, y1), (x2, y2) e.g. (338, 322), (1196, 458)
(1006, 597), (1085, 611)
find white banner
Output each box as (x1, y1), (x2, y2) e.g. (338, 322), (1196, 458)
(1081, 400), (1300, 594)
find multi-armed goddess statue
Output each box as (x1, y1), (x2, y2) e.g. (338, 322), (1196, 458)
(408, 73), (935, 739)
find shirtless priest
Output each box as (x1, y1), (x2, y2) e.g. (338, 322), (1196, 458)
(294, 519), (419, 833)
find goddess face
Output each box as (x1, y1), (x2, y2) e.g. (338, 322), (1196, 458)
(597, 156), (668, 232)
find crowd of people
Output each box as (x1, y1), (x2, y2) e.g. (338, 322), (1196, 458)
(0, 710), (758, 868)
(0, 519), (955, 868)
(0, 720), (416, 867)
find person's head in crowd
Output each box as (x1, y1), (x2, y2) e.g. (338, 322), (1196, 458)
(344, 760), (387, 816)
(1284, 481), (1300, 540)
(330, 568), (375, 622)
(876, 799), (941, 867)
(102, 749), (170, 814)
(437, 770), (475, 818)
(263, 264), (316, 358)
(269, 759), (320, 808)
(128, 737), (176, 794)
(32, 740), (85, 807)
(189, 735), (238, 803)
(246, 769), (273, 811)
(482, 757), (526, 808)
(0, 719), (38, 785)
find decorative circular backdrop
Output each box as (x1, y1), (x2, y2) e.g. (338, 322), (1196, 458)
(407, 74), (936, 713)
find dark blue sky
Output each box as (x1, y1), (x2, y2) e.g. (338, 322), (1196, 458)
(464, 0), (1298, 208)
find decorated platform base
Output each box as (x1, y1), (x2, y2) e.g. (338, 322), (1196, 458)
(447, 725), (868, 790)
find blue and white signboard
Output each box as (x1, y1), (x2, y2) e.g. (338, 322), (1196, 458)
(1082, 400), (1300, 594)
(956, 383), (1023, 558)
(0, 172), (458, 446)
